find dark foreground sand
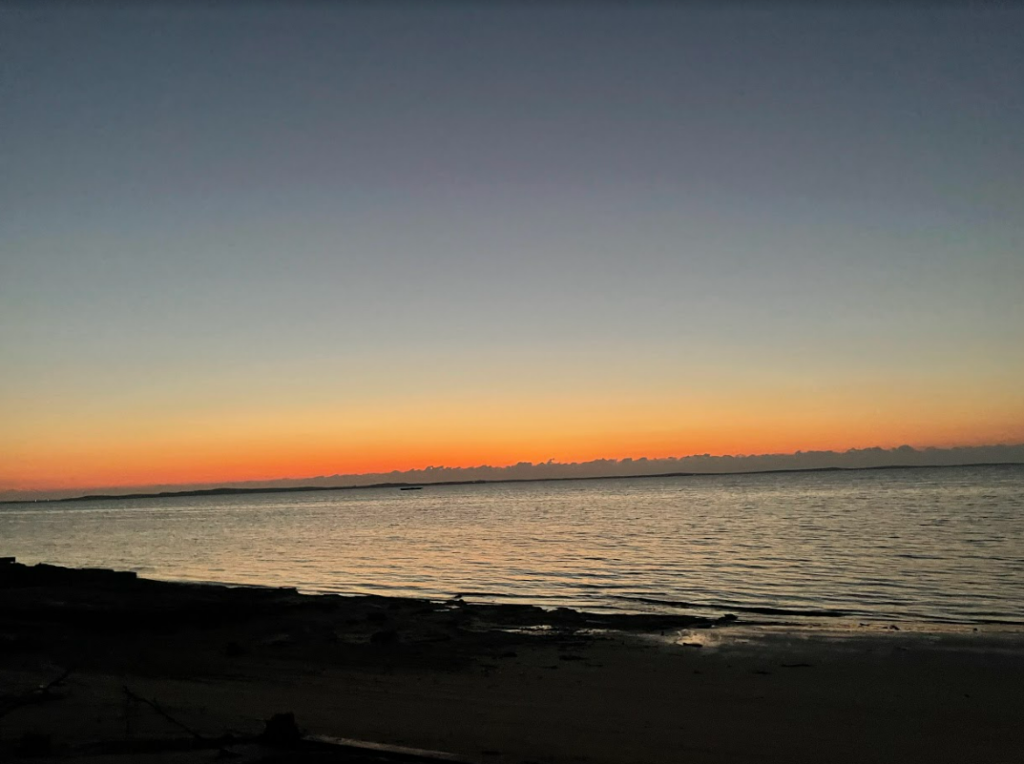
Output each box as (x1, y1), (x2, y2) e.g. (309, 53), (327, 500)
(1, 561), (1021, 763)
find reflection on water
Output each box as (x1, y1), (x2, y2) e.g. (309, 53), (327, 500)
(2, 465), (1022, 626)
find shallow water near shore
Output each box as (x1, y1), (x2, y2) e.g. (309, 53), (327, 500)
(2, 465), (1023, 627)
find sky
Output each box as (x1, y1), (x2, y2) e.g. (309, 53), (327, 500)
(2, 3), (1023, 495)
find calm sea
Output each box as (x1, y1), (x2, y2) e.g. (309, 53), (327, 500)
(3, 465), (1022, 626)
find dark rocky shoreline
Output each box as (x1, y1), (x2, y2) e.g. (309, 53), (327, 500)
(1, 558), (733, 762)
(0, 558), (733, 638)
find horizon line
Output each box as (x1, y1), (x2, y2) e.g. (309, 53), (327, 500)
(4, 441), (1023, 501)
(5, 460), (1023, 506)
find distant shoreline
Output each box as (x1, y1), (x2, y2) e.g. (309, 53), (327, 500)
(3, 461), (1021, 505)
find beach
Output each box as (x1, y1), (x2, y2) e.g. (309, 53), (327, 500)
(2, 561), (1022, 763)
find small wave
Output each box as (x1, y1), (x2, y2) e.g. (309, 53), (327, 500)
(613, 595), (848, 618)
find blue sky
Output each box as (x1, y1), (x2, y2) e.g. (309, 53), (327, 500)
(2, 3), (1022, 492)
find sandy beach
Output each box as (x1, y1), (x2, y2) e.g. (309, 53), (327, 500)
(2, 560), (1021, 763)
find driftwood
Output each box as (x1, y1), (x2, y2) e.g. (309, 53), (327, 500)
(122, 685), (206, 741)
(0, 666), (74, 720)
(75, 733), (478, 762)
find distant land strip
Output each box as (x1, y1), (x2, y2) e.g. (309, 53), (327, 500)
(4, 462), (1021, 505)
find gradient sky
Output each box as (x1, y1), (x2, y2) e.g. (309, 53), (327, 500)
(2, 3), (1023, 493)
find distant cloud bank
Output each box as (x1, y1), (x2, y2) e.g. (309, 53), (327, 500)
(275, 443), (1024, 489)
(4, 443), (1023, 502)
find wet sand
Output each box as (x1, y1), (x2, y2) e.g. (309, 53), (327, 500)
(2, 561), (1022, 762)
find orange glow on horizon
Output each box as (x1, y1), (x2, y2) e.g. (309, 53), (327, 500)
(5, 401), (1022, 493)
(5, 356), (1023, 494)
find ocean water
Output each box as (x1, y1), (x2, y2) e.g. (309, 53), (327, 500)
(2, 465), (1022, 626)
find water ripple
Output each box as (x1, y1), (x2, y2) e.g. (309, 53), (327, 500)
(2, 465), (1023, 625)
